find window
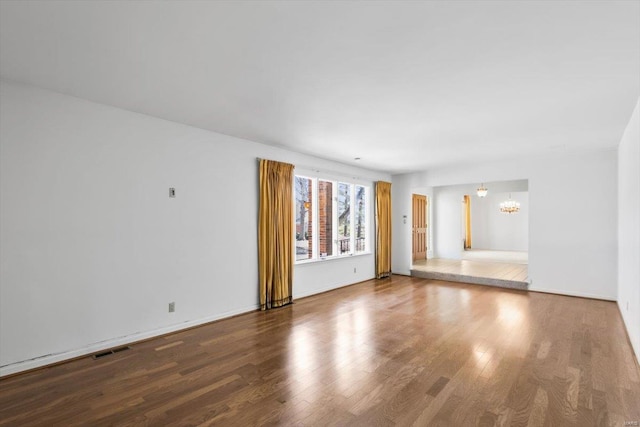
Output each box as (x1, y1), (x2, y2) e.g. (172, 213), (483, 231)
(294, 175), (369, 262)
(355, 185), (366, 253)
(318, 180), (333, 257)
(337, 183), (351, 254)
(295, 176), (312, 261)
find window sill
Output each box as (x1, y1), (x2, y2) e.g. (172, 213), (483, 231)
(295, 252), (372, 265)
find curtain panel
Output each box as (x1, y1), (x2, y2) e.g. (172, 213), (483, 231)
(258, 159), (295, 310)
(464, 194), (472, 249)
(375, 181), (392, 278)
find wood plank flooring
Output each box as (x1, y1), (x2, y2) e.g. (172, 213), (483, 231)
(1, 275), (639, 426)
(412, 259), (529, 282)
(412, 258), (529, 290)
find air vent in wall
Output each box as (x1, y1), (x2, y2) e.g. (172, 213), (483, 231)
(92, 346), (131, 359)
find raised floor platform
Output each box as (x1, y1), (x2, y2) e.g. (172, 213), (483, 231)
(411, 257), (529, 291)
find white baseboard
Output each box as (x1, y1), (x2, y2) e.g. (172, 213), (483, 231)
(527, 286), (616, 301)
(294, 276), (375, 300)
(4, 282), (617, 377)
(0, 304), (259, 377)
(3, 276), (378, 378)
(617, 301), (640, 365)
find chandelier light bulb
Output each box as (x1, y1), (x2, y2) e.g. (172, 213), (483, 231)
(500, 193), (520, 214)
(477, 183), (488, 198)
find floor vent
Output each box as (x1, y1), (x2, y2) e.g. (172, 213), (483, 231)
(92, 346), (131, 359)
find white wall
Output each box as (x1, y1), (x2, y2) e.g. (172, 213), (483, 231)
(471, 191), (528, 251)
(0, 80), (390, 375)
(432, 187), (466, 259)
(392, 150), (618, 301)
(617, 99), (640, 360)
(391, 172), (432, 271)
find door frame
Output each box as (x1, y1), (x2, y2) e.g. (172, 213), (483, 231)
(412, 194), (428, 262)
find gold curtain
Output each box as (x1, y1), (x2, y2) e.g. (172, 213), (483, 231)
(464, 195), (472, 249)
(375, 181), (392, 278)
(258, 159), (294, 310)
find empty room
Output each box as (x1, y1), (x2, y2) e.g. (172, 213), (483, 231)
(1, 1), (639, 426)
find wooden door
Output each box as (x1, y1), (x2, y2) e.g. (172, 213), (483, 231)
(412, 194), (427, 261)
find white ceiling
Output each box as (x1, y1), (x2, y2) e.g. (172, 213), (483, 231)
(1, 1), (638, 174)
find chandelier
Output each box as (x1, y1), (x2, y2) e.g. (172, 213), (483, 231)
(500, 194), (520, 214)
(476, 183), (488, 198)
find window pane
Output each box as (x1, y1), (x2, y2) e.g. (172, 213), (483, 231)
(318, 181), (333, 257)
(295, 176), (312, 260)
(355, 185), (366, 253)
(338, 183), (351, 254)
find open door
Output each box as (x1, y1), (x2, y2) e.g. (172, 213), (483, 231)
(412, 194), (427, 261)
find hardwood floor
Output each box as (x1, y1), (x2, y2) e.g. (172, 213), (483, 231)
(412, 258), (529, 283)
(411, 258), (529, 291)
(1, 276), (639, 426)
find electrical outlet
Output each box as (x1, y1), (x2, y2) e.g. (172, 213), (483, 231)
(169, 302), (175, 312)
(354, 267), (357, 273)
(169, 188), (176, 198)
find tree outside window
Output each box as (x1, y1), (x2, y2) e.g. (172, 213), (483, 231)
(295, 176), (368, 261)
(295, 176), (312, 261)
(338, 183), (351, 254)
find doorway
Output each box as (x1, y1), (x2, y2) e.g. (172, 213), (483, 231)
(412, 194), (427, 261)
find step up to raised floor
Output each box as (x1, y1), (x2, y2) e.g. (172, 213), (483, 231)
(410, 269), (530, 291)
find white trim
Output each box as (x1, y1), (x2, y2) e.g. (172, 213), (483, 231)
(349, 183), (355, 254)
(294, 276), (376, 300)
(295, 251), (373, 266)
(328, 178), (338, 257)
(617, 301), (640, 363)
(3, 281), (615, 377)
(527, 286), (616, 301)
(294, 166), (376, 186)
(312, 177), (319, 258)
(0, 304), (259, 377)
(295, 176), (371, 263)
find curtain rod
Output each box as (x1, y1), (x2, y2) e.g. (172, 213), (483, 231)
(256, 157), (385, 182)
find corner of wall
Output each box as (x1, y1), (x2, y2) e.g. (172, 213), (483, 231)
(617, 98), (640, 362)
